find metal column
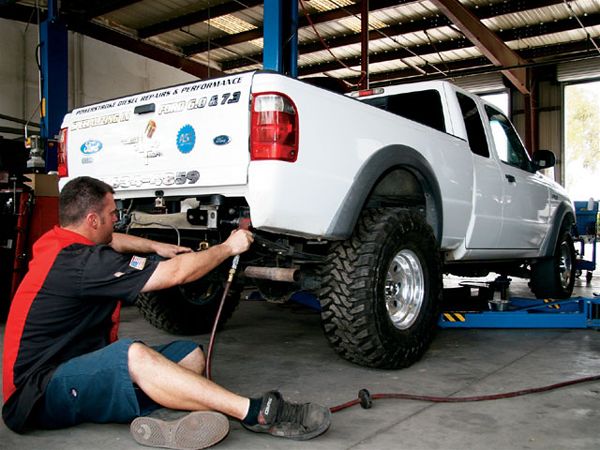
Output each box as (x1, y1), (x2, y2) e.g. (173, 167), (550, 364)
(39, 0), (68, 172)
(263, 0), (298, 77)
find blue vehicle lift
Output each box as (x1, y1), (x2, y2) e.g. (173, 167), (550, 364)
(439, 296), (600, 329)
(289, 279), (600, 330)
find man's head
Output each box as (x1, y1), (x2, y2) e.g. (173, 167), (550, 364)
(59, 176), (117, 244)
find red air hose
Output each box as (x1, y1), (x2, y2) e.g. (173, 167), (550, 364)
(205, 255), (239, 381)
(329, 375), (600, 413)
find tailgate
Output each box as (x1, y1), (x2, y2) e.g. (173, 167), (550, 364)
(64, 72), (253, 197)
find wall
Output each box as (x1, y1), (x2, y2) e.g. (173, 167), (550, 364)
(0, 19), (39, 135)
(70, 34), (197, 107)
(0, 18), (197, 140)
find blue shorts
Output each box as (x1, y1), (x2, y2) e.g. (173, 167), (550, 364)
(34, 338), (200, 429)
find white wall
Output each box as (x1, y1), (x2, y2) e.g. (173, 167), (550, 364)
(71, 34), (197, 107)
(0, 19), (39, 133)
(0, 17), (197, 138)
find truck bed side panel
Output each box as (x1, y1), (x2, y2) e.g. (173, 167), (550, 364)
(247, 73), (473, 248)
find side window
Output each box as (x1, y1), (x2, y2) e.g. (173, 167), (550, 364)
(456, 92), (489, 157)
(485, 105), (533, 172)
(362, 90), (446, 133)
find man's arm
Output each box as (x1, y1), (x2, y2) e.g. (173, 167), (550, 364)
(141, 229), (253, 292)
(110, 232), (192, 258)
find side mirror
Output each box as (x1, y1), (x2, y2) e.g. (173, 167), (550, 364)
(532, 149), (556, 171)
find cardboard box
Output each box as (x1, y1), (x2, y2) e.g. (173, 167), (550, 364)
(24, 173), (59, 197)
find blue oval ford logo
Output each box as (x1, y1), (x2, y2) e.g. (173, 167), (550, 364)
(213, 135), (230, 146)
(81, 139), (103, 154)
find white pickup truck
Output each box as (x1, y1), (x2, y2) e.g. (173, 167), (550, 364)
(58, 71), (575, 369)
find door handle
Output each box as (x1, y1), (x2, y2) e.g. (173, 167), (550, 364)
(505, 174), (516, 183)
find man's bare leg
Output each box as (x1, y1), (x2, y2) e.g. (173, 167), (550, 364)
(128, 342), (331, 445)
(177, 347), (205, 374)
(128, 342), (249, 419)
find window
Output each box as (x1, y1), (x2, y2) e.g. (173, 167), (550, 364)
(486, 105), (533, 172)
(362, 89), (446, 132)
(456, 92), (489, 157)
(564, 80), (600, 201)
(480, 91), (509, 116)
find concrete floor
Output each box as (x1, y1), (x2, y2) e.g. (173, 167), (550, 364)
(2, 275), (600, 450)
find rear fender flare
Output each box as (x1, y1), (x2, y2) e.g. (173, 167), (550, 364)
(326, 145), (443, 241)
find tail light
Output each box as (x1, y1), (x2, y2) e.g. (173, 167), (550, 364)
(348, 87), (384, 98)
(250, 93), (298, 162)
(58, 127), (68, 177)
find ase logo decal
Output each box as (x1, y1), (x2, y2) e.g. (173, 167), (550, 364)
(176, 124), (196, 154)
(80, 139), (103, 154)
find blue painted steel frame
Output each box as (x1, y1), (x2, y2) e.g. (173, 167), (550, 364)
(263, 0), (283, 73)
(39, 0), (68, 172)
(263, 0), (298, 77)
(288, 0), (298, 77)
(439, 297), (600, 329)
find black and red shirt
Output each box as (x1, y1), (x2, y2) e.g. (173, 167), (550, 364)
(2, 227), (158, 432)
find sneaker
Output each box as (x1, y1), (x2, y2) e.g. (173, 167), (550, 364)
(242, 391), (331, 440)
(130, 411), (229, 450)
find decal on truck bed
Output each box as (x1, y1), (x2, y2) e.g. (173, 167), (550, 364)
(176, 125), (196, 154)
(72, 112), (131, 130)
(109, 169), (201, 189)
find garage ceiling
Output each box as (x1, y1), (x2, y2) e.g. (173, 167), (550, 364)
(1, 0), (599, 89)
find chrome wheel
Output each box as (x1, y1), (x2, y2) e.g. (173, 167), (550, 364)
(558, 240), (573, 290)
(385, 249), (425, 330)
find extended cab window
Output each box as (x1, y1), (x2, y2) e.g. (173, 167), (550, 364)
(485, 106), (534, 172)
(362, 90), (446, 133)
(456, 92), (489, 157)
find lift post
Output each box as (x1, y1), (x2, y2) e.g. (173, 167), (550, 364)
(263, 0), (298, 77)
(39, 0), (68, 172)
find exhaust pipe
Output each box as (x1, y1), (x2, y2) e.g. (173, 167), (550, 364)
(243, 266), (299, 283)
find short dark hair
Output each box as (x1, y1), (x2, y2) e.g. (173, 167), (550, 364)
(59, 176), (115, 226)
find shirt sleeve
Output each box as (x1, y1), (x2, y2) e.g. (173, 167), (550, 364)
(79, 245), (160, 304)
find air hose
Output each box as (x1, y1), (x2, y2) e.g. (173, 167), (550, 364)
(205, 254), (239, 381)
(329, 374), (600, 413)
(203, 251), (600, 410)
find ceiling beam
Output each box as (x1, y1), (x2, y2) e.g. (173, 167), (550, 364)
(181, 0), (411, 56)
(62, 0), (144, 21)
(221, 0), (565, 71)
(297, 12), (600, 77)
(137, 0), (264, 39)
(344, 40), (598, 86)
(430, 0), (529, 94)
(0, 3), (41, 23)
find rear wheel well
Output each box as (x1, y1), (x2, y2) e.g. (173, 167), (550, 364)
(364, 167), (441, 243)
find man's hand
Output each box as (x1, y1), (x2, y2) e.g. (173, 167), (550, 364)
(222, 229), (254, 256)
(153, 242), (193, 259)
(142, 229), (254, 292)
